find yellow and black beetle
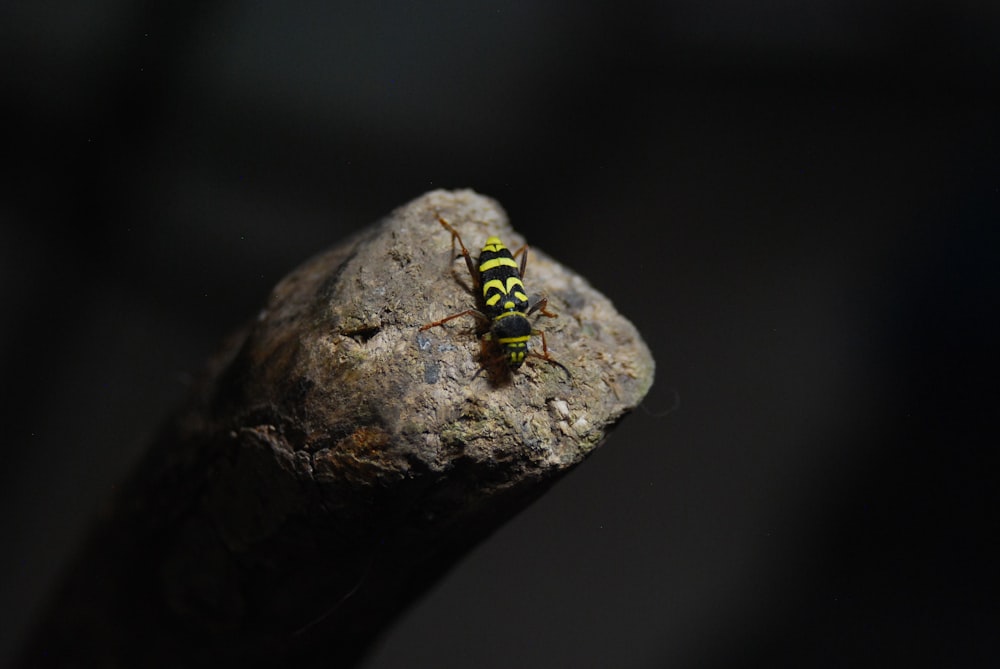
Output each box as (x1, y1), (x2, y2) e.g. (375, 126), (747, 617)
(419, 215), (568, 376)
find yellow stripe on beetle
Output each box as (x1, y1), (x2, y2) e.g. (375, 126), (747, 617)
(496, 335), (531, 344)
(479, 256), (519, 272)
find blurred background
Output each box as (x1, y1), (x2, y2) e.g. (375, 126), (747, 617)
(2, 1), (997, 666)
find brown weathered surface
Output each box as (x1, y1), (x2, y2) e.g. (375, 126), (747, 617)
(19, 189), (654, 668)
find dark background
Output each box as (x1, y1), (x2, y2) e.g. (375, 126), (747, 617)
(2, 2), (997, 667)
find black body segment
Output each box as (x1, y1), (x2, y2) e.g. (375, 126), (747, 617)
(477, 237), (529, 319)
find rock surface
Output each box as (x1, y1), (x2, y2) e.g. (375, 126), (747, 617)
(19, 189), (654, 668)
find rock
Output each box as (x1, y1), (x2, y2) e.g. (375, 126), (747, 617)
(19, 189), (654, 669)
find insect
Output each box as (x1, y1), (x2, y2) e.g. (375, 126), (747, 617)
(419, 215), (569, 376)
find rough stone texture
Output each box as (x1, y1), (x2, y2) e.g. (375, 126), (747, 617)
(18, 189), (654, 668)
